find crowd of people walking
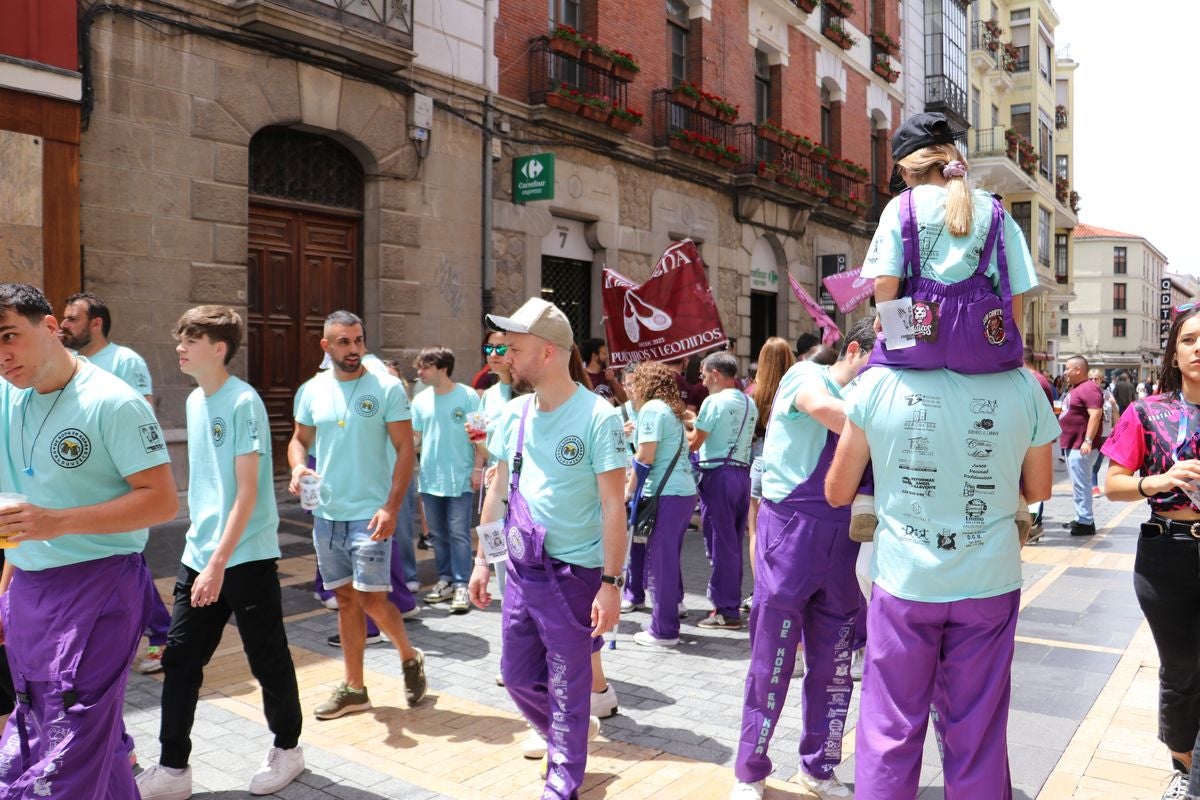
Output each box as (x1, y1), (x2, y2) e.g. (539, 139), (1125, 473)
(0, 110), (1195, 800)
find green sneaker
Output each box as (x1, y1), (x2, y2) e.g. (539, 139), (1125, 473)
(402, 648), (427, 707)
(314, 683), (371, 720)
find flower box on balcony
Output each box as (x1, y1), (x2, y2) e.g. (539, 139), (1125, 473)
(609, 105), (643, 133)
(759, 123), (784, 145)
(777, 171), (801, 189)
(582, 44), (613, 73)
(672, 82), (703, 110)
(756, 161), (779, 181)
(1070, 191), (1081, 213)
(792, 135), (813, 155)
(823, 24), (856, 51)
(871, 30), (900, 57)
(546, 86), (582, 114)
(611, 50), (640, 82)
(669, 131), (698, 155)
(810, 146), (831, 164)
(794, 0), (819, 12)
(872, 57), (900, 84)
(580, 95), (611, 123)
(549, 25), (585, 59)
(824, 0), (854, 17)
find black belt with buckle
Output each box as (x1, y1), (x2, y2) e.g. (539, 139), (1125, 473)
(1145, 516), (1200, 540)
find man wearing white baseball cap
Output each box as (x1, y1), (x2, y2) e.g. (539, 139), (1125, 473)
(469, 298), (627, 799)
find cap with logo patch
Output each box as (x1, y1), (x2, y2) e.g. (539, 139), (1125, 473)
(486, 298), (575, 350)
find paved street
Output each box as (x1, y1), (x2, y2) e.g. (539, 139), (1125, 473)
(127, 458), (1175, 799)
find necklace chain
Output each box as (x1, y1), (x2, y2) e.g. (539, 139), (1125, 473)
(21, 358), (80, 476)
(332, 370), (366, 427)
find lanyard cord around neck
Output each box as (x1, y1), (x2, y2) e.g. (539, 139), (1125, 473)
(21, 358), (80, 476)
(332, 370), (366, 427)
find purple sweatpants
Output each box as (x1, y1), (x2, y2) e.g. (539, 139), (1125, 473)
(639, 494), (695, 640)
(0, 554), (153, 799)
(698, 466), (750, 620)
(315, 536), (416, 637)
(734, 503), (861, 783)
(855, 585), (1019, 800)
(623, 540), (647, 606)
(501, 557), (600, 800)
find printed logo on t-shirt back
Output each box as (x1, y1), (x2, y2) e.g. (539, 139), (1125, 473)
(555, 436), (585, 466)
(212, 417), (227, 447)
(140, 423), (166, 453)
(357, 396), (380, 417)
(51, 429), (91, 469)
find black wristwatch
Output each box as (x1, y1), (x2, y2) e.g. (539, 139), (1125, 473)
(600, 574), (625, 589)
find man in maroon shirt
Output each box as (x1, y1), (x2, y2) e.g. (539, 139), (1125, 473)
(1060, 355), (1104, 536)
(580, 338), (625, 405)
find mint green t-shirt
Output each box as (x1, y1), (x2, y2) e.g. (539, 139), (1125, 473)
(88, 341), (153, 397)
(862, 185), (1038, 295)
(184, 376), (280, 572)
(695, 387), (758, 467)
(411, 383), (481, 497)
(294, 370), (411, 521)
(635, 399), (695, 497)
(2, 361), (170, 571)
(760, 361), (843, 503)
(844, 367), (1060, 603)
(488, 387), (626, 567)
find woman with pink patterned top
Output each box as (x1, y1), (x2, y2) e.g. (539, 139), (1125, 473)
(1102, 304), (1200, 800)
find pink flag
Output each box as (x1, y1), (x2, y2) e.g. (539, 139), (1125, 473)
(788, 272), (841, 345)
(822, 267), (874, 314)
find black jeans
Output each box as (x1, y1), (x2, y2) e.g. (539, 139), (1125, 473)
(159, 558), (302, 767)
(1133, 524), (1200, 790)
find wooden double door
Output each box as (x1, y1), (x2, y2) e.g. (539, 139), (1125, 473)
(247, 203), (361, 473)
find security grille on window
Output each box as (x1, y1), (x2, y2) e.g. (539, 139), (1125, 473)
(541, 256), (591, 341)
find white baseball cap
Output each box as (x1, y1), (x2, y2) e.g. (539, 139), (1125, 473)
(485, 298), (574, 350)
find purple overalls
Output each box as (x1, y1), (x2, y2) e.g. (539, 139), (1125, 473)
(698, 392), (753, 622)
(499, 401), (602, 800)
(0, 553), (154, 799)
(734, 431), (861, 784)
(869, 190), (1024, 373)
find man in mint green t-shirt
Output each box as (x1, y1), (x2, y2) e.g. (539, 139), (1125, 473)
(687, 351), (757, 628)
(288, 311), (426, 722)
(0, 283), (177, 799)
(137, 306), (304, 799)
(411, 346), (485, 613)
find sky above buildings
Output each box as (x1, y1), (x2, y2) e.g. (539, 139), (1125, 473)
(1054, 0), (1199, 274)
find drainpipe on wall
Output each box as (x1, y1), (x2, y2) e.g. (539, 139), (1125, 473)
(481, 0), (495, 319)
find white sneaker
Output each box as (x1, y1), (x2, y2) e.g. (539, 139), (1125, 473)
(729, 780), (765, 800)
(449, 585), (471, 614)
(137, 645), (165, 674)
(794, 769), (853, 799)
(634, 630), (679, 648)
(521, 729), (547, 759)
(591, 684), (619, 719)
(248, 746), (305, 795)
(401, 605), (421, 620)
(850, 648), (864, 682)
(136, 764), (192, 800)
(406, 579), (421, 592)
(424, 580), (454, 603)
(312, 592), (338, 610)
(620, 599), (645, 613)
(588, 715), (601, 743)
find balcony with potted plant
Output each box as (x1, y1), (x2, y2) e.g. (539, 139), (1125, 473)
(823, 18), (857, 51)
(823, 0), (854, 17)
(609, 104), (644, 134)
(969, 125), (1037, 195)
(701, 91), (740, 124)
(1055, 175), (1070, 204)
(792, 0), (819, 11)
(1055, 104), (1068, 129)
(652, 86), (739, 171)
(529, 32), (638, 139)
(870, 29), (900, 58)
(872, 54), (900, 84)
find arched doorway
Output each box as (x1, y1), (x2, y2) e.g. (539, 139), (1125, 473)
(247, 128), (364, 472)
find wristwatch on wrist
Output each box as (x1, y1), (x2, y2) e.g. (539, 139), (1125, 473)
(1083, 438), (1093, 445)
(600, 574), (625, 589)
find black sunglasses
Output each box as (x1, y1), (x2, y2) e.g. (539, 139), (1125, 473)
(483, 344), (509, 356)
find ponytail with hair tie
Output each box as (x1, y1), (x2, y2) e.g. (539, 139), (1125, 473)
(942, 160), (968, 179)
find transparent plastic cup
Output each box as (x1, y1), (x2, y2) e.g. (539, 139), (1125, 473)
(0, 492), (26, 549)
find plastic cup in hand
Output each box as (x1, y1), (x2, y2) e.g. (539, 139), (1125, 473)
(0, 492), (26, 549)
(299, 474), (323, 511)
(466, 411), (488, 442)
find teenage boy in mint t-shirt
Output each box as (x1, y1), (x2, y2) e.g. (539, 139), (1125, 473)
(411, 346), (485, 613)
(0, 283), (178, 800)
(135, 306), (304, 800)
(288, 311), (426, 722)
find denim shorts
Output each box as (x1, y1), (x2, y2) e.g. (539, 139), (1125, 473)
(312, 517), (392, 593)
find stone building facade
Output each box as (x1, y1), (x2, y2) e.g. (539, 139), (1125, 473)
(78, 0), (488, 466)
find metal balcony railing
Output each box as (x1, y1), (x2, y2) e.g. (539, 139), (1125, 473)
(729, 124), (869, 209)
(528, 38), (629, 108)
(1013, 45), (1030, 72)
(970, 125), (1014, 160)
(924, 75), (968, 122)
(266, 0), (413, 47)
(650, 88), (735, 149)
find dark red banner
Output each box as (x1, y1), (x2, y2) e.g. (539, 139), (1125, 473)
(602, 240), (727, 367)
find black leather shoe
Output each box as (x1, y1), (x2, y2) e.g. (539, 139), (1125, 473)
(1068, 520), (1096, 536)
